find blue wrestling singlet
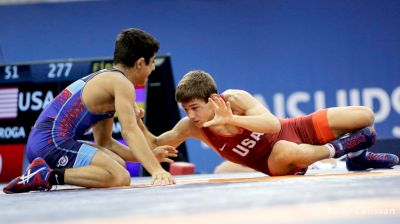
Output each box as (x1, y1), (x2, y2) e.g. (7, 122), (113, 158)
(26, 68), (123, 168)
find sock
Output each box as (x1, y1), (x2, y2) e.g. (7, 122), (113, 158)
(347, 149), (366, 159)
(49, 168), (65, 185)
(324, 143), (336, 158)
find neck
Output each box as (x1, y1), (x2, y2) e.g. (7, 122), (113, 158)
(113, 64), (136, 84)
(113, 64), (128, 75)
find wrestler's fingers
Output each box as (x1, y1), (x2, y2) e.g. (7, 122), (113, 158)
(162, 158), (175, 163)
(167, 152), (178, 157)
(138, 108), (145, 119)
(203, 120), (216, 127)
(226, 101), (231, 111)
(152, 178), (159, 186)
(152, 171), (175, 186)
(156, 145), (178, 153)
(164, 145), (178, 153)
(217, 96), (227, 109)
(152, 176), (164, 186)
(165, 175), (176, 185)
(208, 97), (218, 109)
(159, 174), (175, 185)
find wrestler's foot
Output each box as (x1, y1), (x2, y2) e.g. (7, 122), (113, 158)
(346, 150), (399, 171)
(3, 157), (53, 194)
(331, 127), (376, 158)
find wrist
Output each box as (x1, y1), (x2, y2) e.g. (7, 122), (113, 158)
(228, 115), (239, 125)
(151, 167), (167, 175)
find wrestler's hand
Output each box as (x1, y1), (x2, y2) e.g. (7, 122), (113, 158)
(135, 107), (145, 120)
(203, 95), (233, 127)
(152, 145), (178, 163)
(151, 169), (176, 186)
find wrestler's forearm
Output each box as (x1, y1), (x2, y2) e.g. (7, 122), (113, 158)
(229, 114), (281, 133)
(136, 118), (158, 147)
(110, 138), (139, 161)
(122, 125), (165, 174)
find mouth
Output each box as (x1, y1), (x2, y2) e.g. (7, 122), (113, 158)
(192, 120), (202, 126)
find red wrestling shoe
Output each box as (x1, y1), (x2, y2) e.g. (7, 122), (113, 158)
(3, 157), (53, 194)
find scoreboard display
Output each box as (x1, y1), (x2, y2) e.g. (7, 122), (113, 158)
(0, 56), (187, 181)
(0, 58), (132, 144)
(0, 59), (115, 83)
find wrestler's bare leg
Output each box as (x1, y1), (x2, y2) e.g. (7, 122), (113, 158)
(268, 140), (330, 175)
(64, 150), (130, 188)
(326, 106), (374, 137)
(268, 106), (376, 175)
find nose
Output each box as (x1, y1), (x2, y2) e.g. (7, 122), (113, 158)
(187, 110), (196, 120)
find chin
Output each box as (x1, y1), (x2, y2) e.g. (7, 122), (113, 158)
(195, 123), (204, 128)
(192, 121), (203, 128)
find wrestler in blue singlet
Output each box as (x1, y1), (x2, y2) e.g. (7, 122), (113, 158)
(26, 68), (124, 168)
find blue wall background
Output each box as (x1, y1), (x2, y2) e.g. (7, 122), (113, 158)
(1, 0), (399, 173)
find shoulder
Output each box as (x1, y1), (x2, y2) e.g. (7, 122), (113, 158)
(222, 89), (252, 99)
(176, 117), (203, 138)
(92, 71), (133, 92)
(97, 71), (130, 84)
(177, 117), (197, 131)
(88, 70), (128, 84)
(221, 89), (259, 115)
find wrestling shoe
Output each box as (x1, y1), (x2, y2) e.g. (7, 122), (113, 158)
(346, 150), (399, 171)
(3, 157), (53, 194)
(330, 127), (376, 158)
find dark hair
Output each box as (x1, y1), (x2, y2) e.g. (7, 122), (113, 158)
(113, 28), (160, 67)
(175, 70), (218, 103)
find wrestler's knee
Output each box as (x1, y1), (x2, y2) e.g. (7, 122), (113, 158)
(273, 140), (298, 153)
(110, 166), (131, 187)
(91, 152), (130, 187)
(268, 141), (298, 176)
(100, 162), (131, 187)
(114, 156), (126, 168)
(362, 106), (375, 126)
(270, 140), (298, 163)
(358, 106), (375, 126)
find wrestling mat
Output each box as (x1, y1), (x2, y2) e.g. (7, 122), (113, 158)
(1, 164), (399, 224)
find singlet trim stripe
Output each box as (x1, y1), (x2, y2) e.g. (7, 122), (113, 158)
(66, 80), (85, 94)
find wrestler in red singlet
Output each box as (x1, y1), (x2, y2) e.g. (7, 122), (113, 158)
(201, 109), (336, 176)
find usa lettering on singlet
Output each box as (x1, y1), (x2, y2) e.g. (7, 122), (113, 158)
(201, 127), (277, 175)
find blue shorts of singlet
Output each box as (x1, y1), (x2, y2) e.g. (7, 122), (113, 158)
(26, 128), (98, 169)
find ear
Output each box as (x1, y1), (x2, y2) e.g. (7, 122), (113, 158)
(210, 93), (219, 98)
(135, 57), (145, 69)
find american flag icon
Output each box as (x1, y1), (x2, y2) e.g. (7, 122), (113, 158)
(0, 87), (18, 119)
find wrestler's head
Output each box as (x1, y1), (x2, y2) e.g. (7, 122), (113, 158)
(176, 70), (218, 127)
(113, 28), (159, 85)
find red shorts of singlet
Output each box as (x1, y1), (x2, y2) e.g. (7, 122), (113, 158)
(268, 109), (336, 175)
